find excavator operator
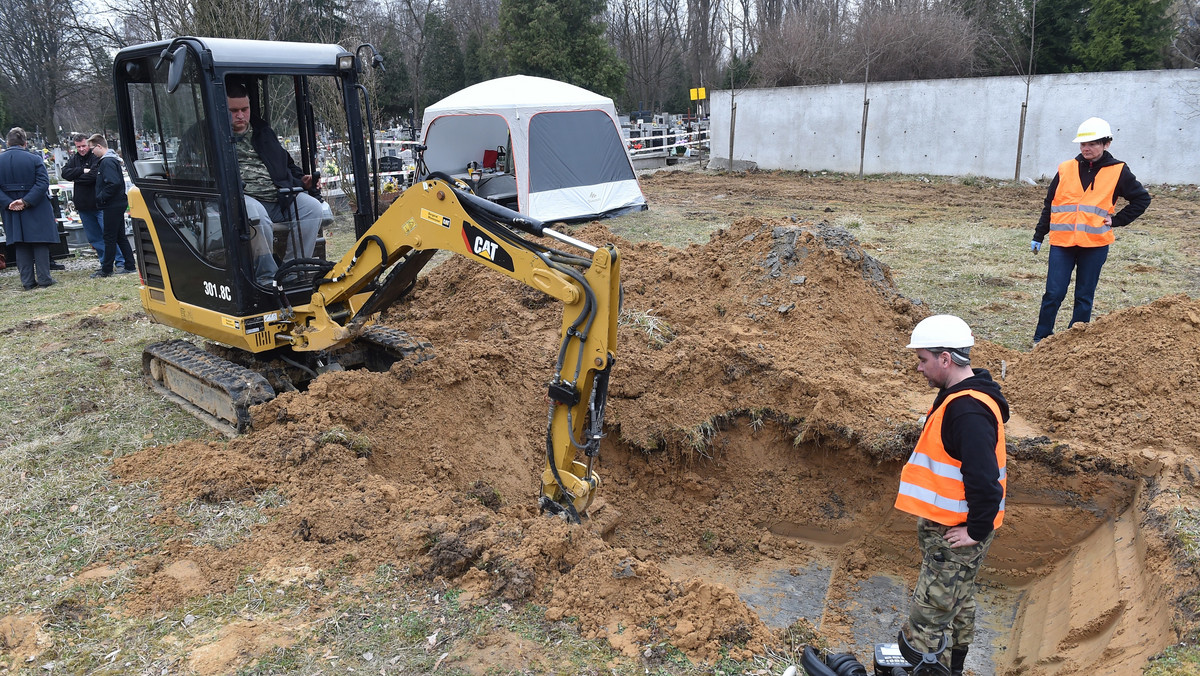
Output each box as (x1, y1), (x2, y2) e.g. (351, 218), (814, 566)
(225, 79), (322, 282)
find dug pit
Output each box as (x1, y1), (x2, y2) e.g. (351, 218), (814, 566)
(114, 217), (1199, 674)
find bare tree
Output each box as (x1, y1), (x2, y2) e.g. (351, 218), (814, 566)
(609, 0), (685, 111)
(753, 0), (977, 87)
(52, 38), (122, 138)
(686, 0), (725, 90)
(753, 0), (846, 85)
(1169, 0), (1200, 67)
(0, 0), (86, 144)
(378, 0), (440, 121)
(757, 0), (785, 38)
(99, 0), (356, 47)
(724, 0), (757, 63)
(844, 2), (979, 82)
(444, 0), (502, 50)
(946, 0), (1028, 76)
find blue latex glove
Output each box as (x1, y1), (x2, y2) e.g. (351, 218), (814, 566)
(1030, 240), (1041, 254)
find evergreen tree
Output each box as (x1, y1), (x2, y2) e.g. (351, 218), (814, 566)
(421, 11), (466, 107)
(463, 29), (507, 85)
(949, 0), (1028, 75)
(277, 0), (350, 43)
(499, 0), (626, 100)
(724, 52), (755, 90)
(1022, 0), (1089, 73)
(1073, 0), (1173, 70)
(377, 46), (415, 124)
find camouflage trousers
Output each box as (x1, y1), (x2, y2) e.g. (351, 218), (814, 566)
(902, 518), (995, 666)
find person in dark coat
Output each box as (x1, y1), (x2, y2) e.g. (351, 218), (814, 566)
(0, 127), (57, 290)
(89, 134), (136, 278)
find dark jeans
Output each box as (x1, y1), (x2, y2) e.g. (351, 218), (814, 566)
(100, 204), (135, 274)
(1034, 244), (1109, 341)
(79, 209), (124, 268)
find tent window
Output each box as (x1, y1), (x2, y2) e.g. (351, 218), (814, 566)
(421, 114), (511, 177)
(528, 111), (633, 192)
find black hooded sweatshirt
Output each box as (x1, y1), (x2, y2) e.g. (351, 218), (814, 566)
(1033, 150), (1151, 244)
(924, 368), (1010, 542)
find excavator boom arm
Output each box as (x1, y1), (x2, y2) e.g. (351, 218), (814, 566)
(286, 178), (619, 519)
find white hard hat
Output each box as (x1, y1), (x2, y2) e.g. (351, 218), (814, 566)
(1073, 117), (1113, 143)
(907, 315), (975, 350)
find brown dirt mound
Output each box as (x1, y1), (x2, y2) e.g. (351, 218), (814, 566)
(591, 218), (926, 453)
(115, 217), (924, 661)
(1006, 294), (1200, 455)
(113, 217), (1198, 669)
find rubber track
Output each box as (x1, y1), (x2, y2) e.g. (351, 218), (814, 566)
(358, 325), (435, 364)
(143, 339), (276, 433)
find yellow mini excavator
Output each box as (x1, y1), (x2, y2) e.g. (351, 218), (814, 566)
(112, 37), (619, 521)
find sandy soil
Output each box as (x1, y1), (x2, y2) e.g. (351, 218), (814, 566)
(23, 172), (1199, 673)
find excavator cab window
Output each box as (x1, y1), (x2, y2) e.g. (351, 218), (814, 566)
(125, 51), (216, 189)
(121, 47), (232, 272)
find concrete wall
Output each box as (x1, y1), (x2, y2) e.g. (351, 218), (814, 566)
(709, 70), (1200, 184)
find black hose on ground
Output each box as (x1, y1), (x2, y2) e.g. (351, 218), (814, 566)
(801, 646), (868, 676)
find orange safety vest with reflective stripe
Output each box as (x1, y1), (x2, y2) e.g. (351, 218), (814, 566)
(1048, 159), (1122, 248)
(895, 390), (1006, 529)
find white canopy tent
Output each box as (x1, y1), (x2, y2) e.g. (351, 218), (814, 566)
(421, 75), (646, 223)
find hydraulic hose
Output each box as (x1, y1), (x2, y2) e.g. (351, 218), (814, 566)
(274, 258), (336, 290)
(544, 403), (580, 523)
(352, 82), (380, 222)
(277, 353), (319, 379)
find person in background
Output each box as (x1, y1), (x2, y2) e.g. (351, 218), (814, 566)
(1030, 117), (1151, 344)
(61, 132), (124, 272)
(89, 134), (136, 278)
(0, 127), (58, 290)
(895, 315), (1008, 676)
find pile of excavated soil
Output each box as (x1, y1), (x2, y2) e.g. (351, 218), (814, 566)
(1006, 294), (1200, 456)
(112, 217), (1200, 670)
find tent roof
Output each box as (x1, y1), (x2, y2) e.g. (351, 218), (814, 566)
(423, 75), (613, 114)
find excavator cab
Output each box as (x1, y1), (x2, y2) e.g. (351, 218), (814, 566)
(113, 37), (372, 348)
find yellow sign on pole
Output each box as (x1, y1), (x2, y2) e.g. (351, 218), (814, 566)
(690, 87), (707, 101)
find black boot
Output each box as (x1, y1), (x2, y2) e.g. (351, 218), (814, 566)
(950, 647), (968, 675)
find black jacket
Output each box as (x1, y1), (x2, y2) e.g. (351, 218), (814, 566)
(927, 369), (1010, 542)
(94, 154), (127, 210)
(60, 150), (101, 211)
(1033, 151), (1151, 243)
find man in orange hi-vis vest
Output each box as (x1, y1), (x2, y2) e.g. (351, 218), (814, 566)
(895, 315), (1009, 675)
(1031, 117), (1151, 344)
